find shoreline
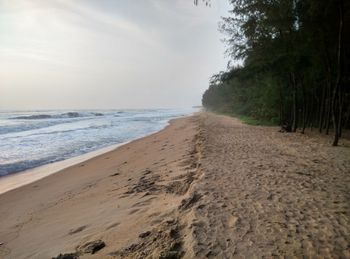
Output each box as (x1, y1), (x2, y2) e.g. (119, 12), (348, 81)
(0, 118), (178, 195)
(0, 142), (126, 195)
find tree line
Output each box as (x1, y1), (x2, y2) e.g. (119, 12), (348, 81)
(202, 0), (349, 146)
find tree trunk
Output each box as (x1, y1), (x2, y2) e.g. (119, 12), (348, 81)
(326, 100), (331, 135)
(325, 82), (332, 135)
(344, 101), (350, 129)
(319, 83), (326, 133)
(308, 90), (315, 130)
(301, 80), (307, 134)
(332, 0), (344, 146)
(279, 82), (284, 126)
(321, 24), (333, 136)
(291, 73), (298, 132)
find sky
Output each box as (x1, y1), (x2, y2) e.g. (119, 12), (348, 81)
(0, 0), (230, 110)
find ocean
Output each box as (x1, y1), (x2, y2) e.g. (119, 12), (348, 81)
(0, 109), (196, 176)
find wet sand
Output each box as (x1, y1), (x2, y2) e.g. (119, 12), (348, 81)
(0, 143), (125, 195)
(0, 112), (349, 258)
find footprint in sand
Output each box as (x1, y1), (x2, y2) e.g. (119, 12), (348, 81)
(68, 225), (87, 235)
(228, 215), (240, 228)
(106, 222), (120, 230)
(129, 208), (140, 215)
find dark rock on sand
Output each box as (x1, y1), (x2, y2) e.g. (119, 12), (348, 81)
(139, 231), (151, 238)
(52, 253), (78, 259)
(77, 239), (105, 254)
(179, 192), (201, 210)
(159, 250), (184, 259)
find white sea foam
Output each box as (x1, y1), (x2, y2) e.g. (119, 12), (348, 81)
(0, 109), (195, 176)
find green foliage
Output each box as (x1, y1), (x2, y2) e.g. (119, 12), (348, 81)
(202, 0), (349, 145)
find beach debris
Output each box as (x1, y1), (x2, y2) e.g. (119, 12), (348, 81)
(125, 174), (161, 194)
(139, 231), (151, 238)
(77, 239), (105, 254)
(165, 218), (176, 225)
(165, 172), (195, 195)
(113, 219), (184, 258)
(279, 121), (292, 132)
(53, 240), (105, 259)
(110, 172), (120, 177)
(52, 253), (78, 259)
(144, 169), (152, 175)
(179, 192), (202, 211)
(159, 250), (183, 259)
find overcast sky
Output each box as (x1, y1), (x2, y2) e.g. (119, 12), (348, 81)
(0, 0), (230, 110)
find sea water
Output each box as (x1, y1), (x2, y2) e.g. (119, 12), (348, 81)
(0, 109), (195, 176)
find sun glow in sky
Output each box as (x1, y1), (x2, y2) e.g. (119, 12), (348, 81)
(0, 0), (230, 109)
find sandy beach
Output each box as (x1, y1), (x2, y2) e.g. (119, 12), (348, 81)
(1, 112), (349, 258)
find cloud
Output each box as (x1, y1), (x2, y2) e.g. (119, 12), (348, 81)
(0, 0), (229, 109)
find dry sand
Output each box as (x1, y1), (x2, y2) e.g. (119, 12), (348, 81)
(0, 112), (349, 258)
(187, 113), (350, 258)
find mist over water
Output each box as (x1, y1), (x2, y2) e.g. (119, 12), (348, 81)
(0, 109), (196, 176)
